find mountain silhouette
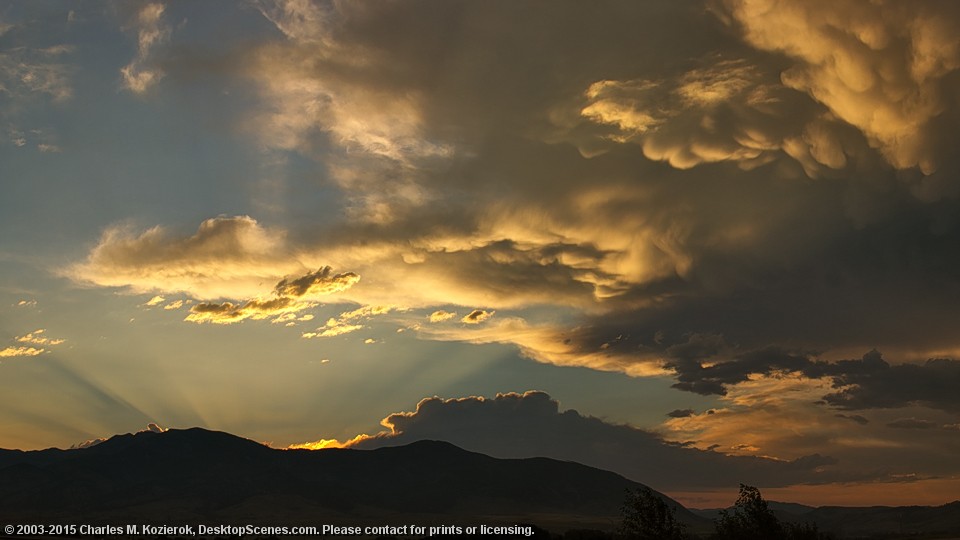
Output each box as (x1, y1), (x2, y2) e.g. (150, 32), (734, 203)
(0, 427), (705, 531)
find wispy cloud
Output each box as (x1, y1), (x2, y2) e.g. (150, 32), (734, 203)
(120, 3), (171, 93)
(0, 346), (45, 358)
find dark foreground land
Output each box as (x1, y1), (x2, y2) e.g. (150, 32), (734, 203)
(1, 428), (957, 539)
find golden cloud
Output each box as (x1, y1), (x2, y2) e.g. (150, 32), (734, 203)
(460, 309), (494, 324)
(184, 297), (315, 325)
(16, 329), (65, 346)
(428, 310), (457, 323)
(721, 0), (960, 173)
(120, 3), (170, 93)
(274, 266), (360, 298)
(0, 346), (45, 358)
(65, 216), (303, 300)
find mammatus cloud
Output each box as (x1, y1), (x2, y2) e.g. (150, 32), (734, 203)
(572, 58), (817, 171)
(120, 3), (171, 93)
(65, 2), (960, 430)
(719, 0), (960, 175)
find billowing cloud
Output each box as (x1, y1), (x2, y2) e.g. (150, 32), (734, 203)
(572, 58), (817, 171)
(719, 0), (960, 174)
(120, 3), (171, 93)
(141, 423), (166, 433)
(63, 2), (960, 453)
(335, 391), (848, 491)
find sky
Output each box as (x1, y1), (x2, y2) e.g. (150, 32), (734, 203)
(2, 0), (960, 509)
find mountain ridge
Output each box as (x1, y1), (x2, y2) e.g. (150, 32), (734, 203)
(0, 427), (704, 532)
(3, 427), (959, 537)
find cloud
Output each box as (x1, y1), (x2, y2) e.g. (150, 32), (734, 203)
(120, 3), (171, 93)
(274, 266), (360, 298)
(667, 409), (696, 418)
(428, 310), (457, 323)
(65, 216), (302, 300)
(16, 330), (65, 346)
(299, 303), (393, 337)
(886, 418), (938, 430)
(301, 317), (363, 339)
(65, 1), (960, 429)
(718, 0), (960, 175)
(142, 295), (165, 307)
(571, 57), (815, 171)
(0, 346), (44, 358)
(70, 437), (107, 450)
(184, 297), (314, 325)
(835, 414), (869, 425)
(163, 300), (184, 310)
(0, 43), (73, 103)
(15, 299), (37, 308)
(141, 423), (166, 433)
(417, 316), (669, 377)
(337, 391), (846, 491)
(807, 351), (960, 414)
(460, 309), (493, 324)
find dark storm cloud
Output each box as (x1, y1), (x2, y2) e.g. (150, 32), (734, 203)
(834, 414), (869, 425)
(76, 1), (960, 413)
(810, 352), (960, 414)
(350, 391), (857, 490)
(886, 418), (938, 430)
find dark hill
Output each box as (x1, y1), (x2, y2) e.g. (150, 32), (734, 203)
(0, 428), (706, 532)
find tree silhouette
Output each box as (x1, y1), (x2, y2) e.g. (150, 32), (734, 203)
(712, 484), (783, 540)
(711, 484), (832, 540)
(620, 487), (684, 539)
